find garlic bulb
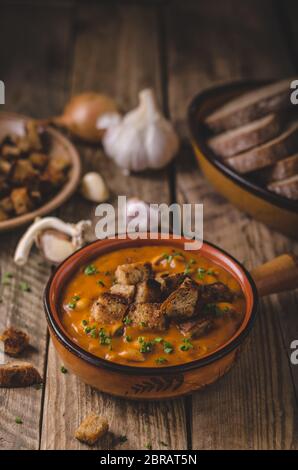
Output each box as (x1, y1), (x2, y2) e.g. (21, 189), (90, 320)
(80, 172), (109, 203)
(14, 217), (92, 266)
(97, 89), (179, 173)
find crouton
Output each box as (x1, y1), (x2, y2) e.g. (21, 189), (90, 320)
(156, 272), (186, 298)
(134, 279), (162, 304)
(0, 327), (29, 356)
(11, 187), (33, 215)
(161, 278), (199, 320)
(0, 361), (42, 388)
(11, 159), (38, 185)
(0, 159), (12, 175)
(115, 262), (152, 285)
(110, 283), (135, 303)
(25, 120), (42, 151)
(29, 152), (49, 169)
(1, 144), (21, 158)
(199, 282), (234, 304)
(0, 196), (13, 214)
(91, 293), (128, 324)
(75, 413), (109, 446)
(177, 318), (214, 339)
(126, 303), (167, 331)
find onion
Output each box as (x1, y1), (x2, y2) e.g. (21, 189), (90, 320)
(46, 92), (118, 143)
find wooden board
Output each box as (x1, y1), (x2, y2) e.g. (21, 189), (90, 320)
(165, 0), (298, 449)
(0, 2), (74, 450)
(40, 2), (187, 450)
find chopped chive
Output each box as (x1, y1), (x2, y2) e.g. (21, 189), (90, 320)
(90, 328), (98, 339)
(159, 440), (168, 447)
(123, 317), (132, 325)
(179, 338), (193, 351)
(155, 357), (167, 364)
(72, 295), (80, 301)
(84, 264), (98, 276)
(67, 302), (76, 309)
(145, 442), (152, 450)
(97, 280), (105, 287)
(99, 328), (111, 345)
(207, 269), (216, 275)
(2, 272), (13, 285)
(154, 337), (163, 343)
(15, 417), (23, 424)
(19, 281), (31, 292)
(82, 319), (88, 326)
(139, 340), (154, 353)
(60, 366), (68, 374)
(140, 321), (148, 327)
(84, 326), (91, 334)
(119, 435), (127, 444)
(163, 341), (174, 354)
(125, 335), (132, 342)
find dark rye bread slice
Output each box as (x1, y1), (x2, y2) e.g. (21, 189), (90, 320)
(205, 78), (293, 133)
(225, 121), (298, 174)
(267, 174), (298, 200)
(260, 153), (298, 183)
(207, 113), (283, 158)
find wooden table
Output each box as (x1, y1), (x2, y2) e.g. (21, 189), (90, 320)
(0, 0), (298, 450)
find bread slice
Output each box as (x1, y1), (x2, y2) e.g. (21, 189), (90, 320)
(115, 262), (152, 285)
(207, 114), (283, 158)
(226, 121), (298, 174)
(0, 361), (42, 388)
(75, 413), (109, 446)
(134, 279), (162, 304)
(267, 174), (298, 200)
(161, 278), (199, 321)
(126, 303), (167, 331)
(91, 293), (128, 324)
(260, 153), (298, 182)
(205, 78), (293, 133)
(110, 283), (136, 303)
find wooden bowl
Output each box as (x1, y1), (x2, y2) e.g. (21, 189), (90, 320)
(0, 112), (81, 232)
(188, 81), (298, 238)
(44, 235), (298, 400)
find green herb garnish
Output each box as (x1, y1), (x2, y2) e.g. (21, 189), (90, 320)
(119, 435), (128, 444)
(163, 341), (174, 354)
(154, 337), (163, 343)
(145, 442), (152, 450)
(207, 269), (216, 275)
(99, 328), (111, 345)
(139, 340), (154, 354)
(84, 264), (98, 276)
(15, 417), (23, 424)
(197, 267), (206, 280)
(60, 366), (68, 374)
(97, 280), (105, 287)
(155, 357), (167, 365)
(2, 272), (13, 285)
(179, 338), (194, 351)
(125, 335), (132, 342)
(123, 317), (132, 325)
(90, 328), (98, 339)
(19, 281), (31, 292)
(82, 319), (88, 326)
(159, 440), (168, 447)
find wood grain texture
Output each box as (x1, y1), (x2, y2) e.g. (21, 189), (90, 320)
(165, 0), (298, 449)
(0, 3), (74, 450)
(40, 2), (187, 450)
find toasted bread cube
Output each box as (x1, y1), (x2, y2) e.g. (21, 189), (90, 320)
(0, 361), (42, 388)
(110, 283), (135, 303)
(115, 262), (152, 285)
(199, 282), (234, 304)
(177, 318), (214, 339)
(11, 187), (33, 215)
(26, 120), (42, 151)
(126, 303), (167, 331)
(75, 413), (109, 446)
(29, 152), (49, 169)
(91, 293), (128, 324)
(161, 278), (199, 320)
(0, 327), (29, 357)
(11, 159), (38, 185)
(135, 279), (162, 304)
(156, 272), (186, 298)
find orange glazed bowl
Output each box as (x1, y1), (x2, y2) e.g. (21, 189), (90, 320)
(44, 235), (258, 400)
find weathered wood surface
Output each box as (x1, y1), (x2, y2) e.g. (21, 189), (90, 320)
(40, 2), (187, 451)
(0, 2), (74, 450)
(0, 0), (297, 450)
(166, 0), (298, 450)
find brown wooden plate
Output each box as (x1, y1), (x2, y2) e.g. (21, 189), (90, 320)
(0, 112), (81, 232)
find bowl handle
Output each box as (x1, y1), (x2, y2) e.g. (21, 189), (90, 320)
(250, 253), (298, 297)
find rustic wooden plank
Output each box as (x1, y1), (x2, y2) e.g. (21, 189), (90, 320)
(41, 2), (187, 450)
(166, 0), (298, 449)
(0, 3), (74, 449)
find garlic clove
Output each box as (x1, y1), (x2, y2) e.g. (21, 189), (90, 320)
(80, 172), (109, 203)
(36, 229), (75, 264)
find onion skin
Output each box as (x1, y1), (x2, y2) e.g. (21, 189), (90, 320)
(52, 92), (118, 143)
